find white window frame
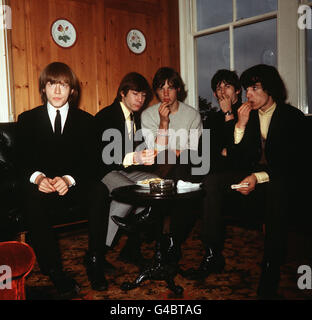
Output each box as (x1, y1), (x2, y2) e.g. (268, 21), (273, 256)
(299, 0), (312, 114)
(179, 0), (308, 113)
(0, 0), (14, 122)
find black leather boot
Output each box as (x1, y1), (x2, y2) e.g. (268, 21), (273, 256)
(84, 252), (109, 291)
(181, 247), (225, 280)
(111, 206), (154, 232)
(257, 261), (281, 300)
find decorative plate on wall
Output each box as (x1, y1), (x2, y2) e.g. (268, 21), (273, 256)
(51, 19), (77, 48)
(126, 29), (146, 54)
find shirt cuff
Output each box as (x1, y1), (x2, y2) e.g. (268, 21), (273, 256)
(253, 171), (270, 184)
(30, 171), (45, 184)
(123, 152), (136, 167)
(63, 175), (76, 187)
(234, 126), (245, 144)
(155, 143), (167, 152)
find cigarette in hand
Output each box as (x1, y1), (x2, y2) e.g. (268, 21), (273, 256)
(230, 182), (249, 189)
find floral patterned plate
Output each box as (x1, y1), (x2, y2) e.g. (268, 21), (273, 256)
(126, 29), (146, 54)
(51, 19), (77, 48)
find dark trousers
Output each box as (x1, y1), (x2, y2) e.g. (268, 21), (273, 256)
(152, 149), (200, 246)
(202, 170), (288, 264)
(23, 180), (110, 274)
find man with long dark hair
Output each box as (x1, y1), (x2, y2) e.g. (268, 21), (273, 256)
(184, 64), (308, 299)
(16, 62), (111, 297)
(138, 67), (203, 263)
(207, 69), (242, 173)
(141, 67), (202, 163)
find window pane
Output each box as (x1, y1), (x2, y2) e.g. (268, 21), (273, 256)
(237, 0), (277, 20)
(234, 19), (277, 77)
(307, 28), (312, 113)
(196, 31), (229, 109)
(196, 0), (232, 31)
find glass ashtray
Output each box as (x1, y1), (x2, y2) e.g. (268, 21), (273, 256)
(149, 179), (175, 193)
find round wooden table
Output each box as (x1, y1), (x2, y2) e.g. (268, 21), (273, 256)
(112, 184), (205, 205)
(111, 184), (205, 295)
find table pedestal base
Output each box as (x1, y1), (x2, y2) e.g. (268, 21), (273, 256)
(121, 234), (183, 295)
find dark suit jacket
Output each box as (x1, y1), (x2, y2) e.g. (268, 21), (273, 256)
(204, 100), (241, 173)
(16, 105), (98, 185)
(229, 103), (309, 180)
(95, 99), (147, 178)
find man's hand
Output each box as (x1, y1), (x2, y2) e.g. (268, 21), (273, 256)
(235, 174), (257, 196)
(50, 176), (70, 196)
(236, 102), (252, 129)
(35, 174), (56, 193)
(218, 93), (232, 114)
(134, 149), (157, 166)
(158, 101), (171, 127)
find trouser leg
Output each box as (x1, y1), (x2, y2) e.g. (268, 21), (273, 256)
(256, 178), (288, 299)
(169, 200), (199, 247)
(262, 178), (288, 264)
(23, 185), (63, 273)
(105, 200), (133, 246)
(102, 170), (158, 247)
(84, 181), (111, 255)
(201, 171), (248, 252)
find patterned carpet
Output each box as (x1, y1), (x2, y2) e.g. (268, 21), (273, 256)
(25, 220), (312, 301)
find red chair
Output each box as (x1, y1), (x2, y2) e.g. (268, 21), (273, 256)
(0, 241), (36, 300)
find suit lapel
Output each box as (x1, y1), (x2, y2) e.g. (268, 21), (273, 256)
(114, 100), (140, 153)
(39, 105), (54, 136)
(62, 106), (74, 137)
(113, 100), (128, 142)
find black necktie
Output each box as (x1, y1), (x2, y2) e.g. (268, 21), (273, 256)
(54, 110), (62, 136)
(129, 113), (134, 141)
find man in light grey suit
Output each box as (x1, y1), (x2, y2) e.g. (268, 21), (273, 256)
(95, 72), (158, 266)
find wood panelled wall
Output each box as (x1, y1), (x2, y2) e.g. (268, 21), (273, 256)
(11, 0), (180, 118)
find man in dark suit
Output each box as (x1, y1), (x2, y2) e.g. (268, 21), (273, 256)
(184, 64), (309, 299)
(95, 72), (158, 265)
(206, 69), (242, 174)
(16, 62), (111, 298)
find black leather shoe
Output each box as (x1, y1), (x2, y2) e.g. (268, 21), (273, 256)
(48, 270), (80, 299)
(84, 253), (109, 291)
(257, 261), (281, 300)
(112, 206), (154, 232)
(181, 248), (225, 280)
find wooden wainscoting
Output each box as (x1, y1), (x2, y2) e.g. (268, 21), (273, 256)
(11, 0), (180, 118)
